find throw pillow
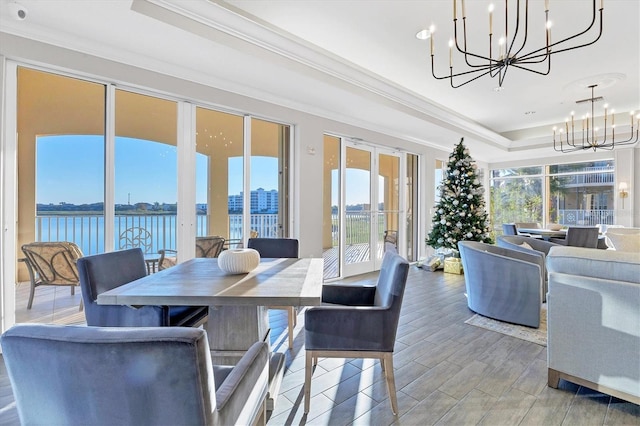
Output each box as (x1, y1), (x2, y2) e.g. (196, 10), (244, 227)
(520, 241), (533, 250)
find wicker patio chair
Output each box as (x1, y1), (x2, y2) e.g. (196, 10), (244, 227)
(20, 241), (84, 310)
(118, 226), (153, 253)
(158, 236), (226, 271)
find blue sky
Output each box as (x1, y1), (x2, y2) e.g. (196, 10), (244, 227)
(37, 135), (278, 205)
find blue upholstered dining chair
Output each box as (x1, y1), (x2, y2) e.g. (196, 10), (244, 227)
(1, 324), (269, 426)
(502, 223), (518, 235)
(77, 248), (208, 327)
(247, 238), (299, 258)
(247, 238), (300, 349)
(303, 251), (410, 415)
(550, 226), (599, 248)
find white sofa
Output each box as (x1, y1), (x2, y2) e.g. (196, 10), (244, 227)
(546, 246), (640, 404)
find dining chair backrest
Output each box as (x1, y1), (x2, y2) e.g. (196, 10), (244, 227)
(372, 251), (410, 347)
(502, 224), (518, 235)
(78, 248), (147, 300)
(76, 248), (168, 327)
(195, 236), (226, 258)
(565, 226), (599, 248)
(247, 238), (299, 258)
(78, 248), (208, 328)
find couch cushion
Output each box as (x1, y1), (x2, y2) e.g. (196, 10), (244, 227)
(520, 241), (533, 250)
(547, 246), (640, 284)
(605, 232), (640, 253)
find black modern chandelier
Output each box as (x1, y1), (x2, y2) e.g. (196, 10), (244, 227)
(553, 85), (639, 152)
(426, 0), (604, 88)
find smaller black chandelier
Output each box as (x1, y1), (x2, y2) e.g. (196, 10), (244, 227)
(427, 0), (604, 88)
(553, 85), (639, 153)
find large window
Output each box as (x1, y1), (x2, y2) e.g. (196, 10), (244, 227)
(114, 90), (178, 256)
(490, 167), (544, 233)
(20, 68), (106, 267)
(20, 67), (291, 276)
(490, 161), (615, 234)
(250, 118), (290, 239)
(195, 107), (244, 247)
(548, 161), (614, 226)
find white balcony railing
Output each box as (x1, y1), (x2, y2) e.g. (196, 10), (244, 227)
(37, 208), (612, 258)
(35, 211), (389, 256)
(556, 209), (615, 226)
(35, 213), (278, 256)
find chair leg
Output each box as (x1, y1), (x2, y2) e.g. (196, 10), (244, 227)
(287, 307), (295, 349)
(304, 351), (313, 413)
(71, 286), (75, 296)
(548, 368), (561, 388)
(22, 260), (38, 310)
(27, 282), (36, 310)
(382, 353), (398, 415)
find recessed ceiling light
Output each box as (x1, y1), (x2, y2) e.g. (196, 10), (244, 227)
(415, 29), (431, 40)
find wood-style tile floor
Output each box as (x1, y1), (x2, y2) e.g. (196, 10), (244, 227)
(1, 268), (639, 425)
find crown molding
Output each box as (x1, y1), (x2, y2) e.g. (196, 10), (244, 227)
(133, 0), (514, 150)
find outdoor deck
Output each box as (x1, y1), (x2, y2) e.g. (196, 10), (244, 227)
(322, 243), (385, 279)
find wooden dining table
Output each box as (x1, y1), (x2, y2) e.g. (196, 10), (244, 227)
(518, 228), (567, 240)
(98, 256), (324, 410)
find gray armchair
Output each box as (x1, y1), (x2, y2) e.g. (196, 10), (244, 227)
(304, 251), (409, 415)
(497, 235), (560, 257)
(458, 241), (543, 328)
(1, 324), (269, 425)
(497, 235), (561, 301)
(77, 248), (208, 327)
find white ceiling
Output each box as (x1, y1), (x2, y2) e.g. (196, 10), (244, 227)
(1, 0), (638, 162)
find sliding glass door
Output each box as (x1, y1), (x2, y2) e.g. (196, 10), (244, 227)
(114, 89), (178, 258)
(343, 145), (373, 275)
(13, 65), (292, 318)
(324, 136), (408, 279)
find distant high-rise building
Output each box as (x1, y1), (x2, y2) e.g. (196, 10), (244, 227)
(228, 189), (278, 213)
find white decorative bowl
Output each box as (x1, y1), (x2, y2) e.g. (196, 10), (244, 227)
(548, 223), (563, 231)
(217, 248), (260, 274)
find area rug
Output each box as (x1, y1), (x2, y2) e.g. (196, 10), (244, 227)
(464, 305), (547, 346)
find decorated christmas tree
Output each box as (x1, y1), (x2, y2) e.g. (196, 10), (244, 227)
(427, 138), (493, 251)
